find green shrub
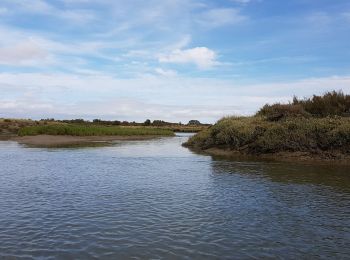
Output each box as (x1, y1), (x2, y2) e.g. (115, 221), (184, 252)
(257, 103), (309, 121)
(257, 91), (350, 120)
(184, 116), (350, 155)
(293, 90), (350, 117)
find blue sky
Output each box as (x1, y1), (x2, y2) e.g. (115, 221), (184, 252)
(0, 0), (350, 123)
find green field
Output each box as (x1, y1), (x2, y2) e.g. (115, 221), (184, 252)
(18, 124), (174, 137)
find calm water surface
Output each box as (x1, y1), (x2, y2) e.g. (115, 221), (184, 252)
(0, 133), (349, 259)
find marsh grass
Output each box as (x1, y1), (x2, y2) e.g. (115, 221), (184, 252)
(18, 124), (174, 137)
(184, 116), (350, 155)
(185, 91), (350, 156)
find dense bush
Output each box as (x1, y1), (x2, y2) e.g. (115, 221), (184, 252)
(257, 104), (310, 121)
(293, 90), (350, 117)
(188, 120), (201, 125)
(143, 119), (151, 126)
(257, 91), (350, 120)
(184, 116), (350, 155)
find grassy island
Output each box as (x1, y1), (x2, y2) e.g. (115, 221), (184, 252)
(184, 91), (350, 161)
(0, 120), (182, 147)
(18, 124), (174, 137)
(1, 117), (211, 146)
(12, 124), (174, 147)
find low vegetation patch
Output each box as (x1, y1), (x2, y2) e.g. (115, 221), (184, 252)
(18, 124), (174, 137)
(184, 91), (350, 159)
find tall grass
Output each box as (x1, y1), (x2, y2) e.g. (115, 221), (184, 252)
(18, 124), (174, 137)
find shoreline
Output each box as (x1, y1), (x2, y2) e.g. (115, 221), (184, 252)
(187, 147), (350, 165)
(3, 134), (350, 164)
(4, 135), (165, 147)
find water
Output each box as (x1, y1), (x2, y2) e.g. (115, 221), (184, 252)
(0, 133), (349, 259)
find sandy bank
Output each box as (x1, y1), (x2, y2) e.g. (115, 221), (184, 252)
(9, 135), (162, 147)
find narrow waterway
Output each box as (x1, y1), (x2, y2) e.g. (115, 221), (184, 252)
(0, 133), (349, 259)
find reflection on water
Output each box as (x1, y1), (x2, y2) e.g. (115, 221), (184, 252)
(211, 159), (350, 192)
(0, 134), (349, 259)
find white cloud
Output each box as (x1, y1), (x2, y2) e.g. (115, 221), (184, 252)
(59, 9), (96, 24)
(196, 8), (247, 28)
(123, 50), (151, 58)
(1, 72), (350, 122)
(0, 97), (238, 123)
(0, 25), (134, 68)
(154, 68), (177, 77)
(159, 47), (217, 69)
(0, 40), (48, 65)
(166, 35), (192, 50)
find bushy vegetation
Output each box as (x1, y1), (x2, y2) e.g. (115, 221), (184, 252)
(184, 116), (350, 155)
(18, 125), (174, 137)
(0, 118), (43, 135)
(294, 90), (350, 117)
(257, 91), (350, 120)
(257, 103), (310, 121)
(185, 91), (350, 157)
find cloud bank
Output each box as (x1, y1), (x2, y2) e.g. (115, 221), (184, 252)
(0, 0), (349, 122)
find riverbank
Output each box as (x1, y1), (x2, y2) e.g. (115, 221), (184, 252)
(190, 147), (350, 164)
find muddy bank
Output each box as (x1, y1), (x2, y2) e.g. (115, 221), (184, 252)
(7, 135), (163, 147)
(191, 147), (350, 165)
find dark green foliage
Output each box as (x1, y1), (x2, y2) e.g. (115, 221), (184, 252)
(92, 119), (121, 125)
(143, 119), (151, 126)
(188, 120), (201, 125)
(40, 118), (55, 122)
(293, 90), (350, 117)
(152, 120), (168, 126)
(257, 104), (310, 121)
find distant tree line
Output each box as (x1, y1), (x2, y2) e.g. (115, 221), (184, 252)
(39, 118), (209, 126)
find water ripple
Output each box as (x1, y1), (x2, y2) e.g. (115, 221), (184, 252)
(0, 135), (349, 259)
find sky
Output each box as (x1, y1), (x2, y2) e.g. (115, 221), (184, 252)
(0, 0), (350, 123)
